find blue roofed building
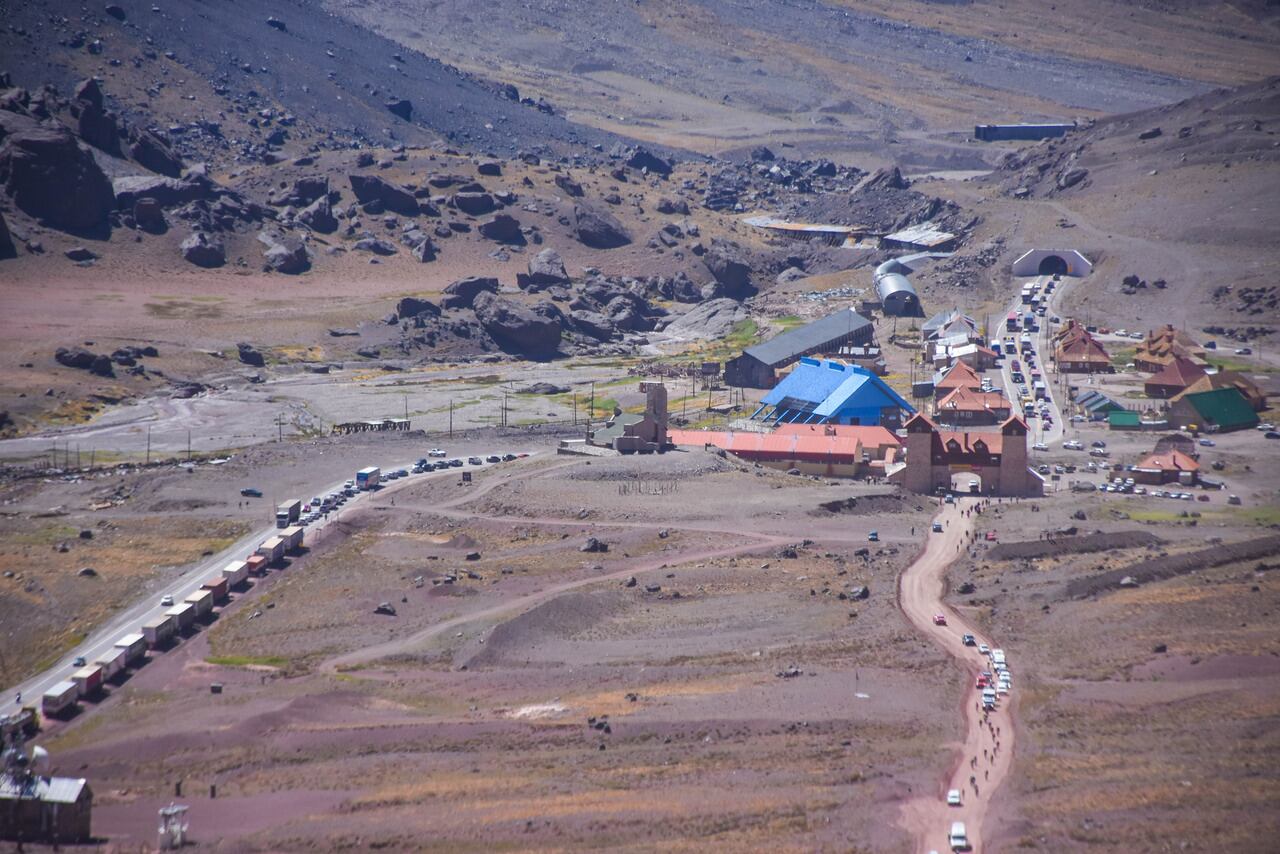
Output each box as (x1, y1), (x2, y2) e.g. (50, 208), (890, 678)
(751, 358), (915, 428)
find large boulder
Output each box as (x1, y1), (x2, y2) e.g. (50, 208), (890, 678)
(570, 310), (616, 341)
(349, 174), (418, 215)
(517, 248), (570, 289)
(354, 237), (397, 255)
(385, 97), (412, 120)
(411, 237), (437, 263)
(56, 347), (113, 377)
(71, 78), (122, 155)
(0, 211), (15, 260)
(477, 213), (522, 243)
(297, 194), (337, 233)
(0, 112), (114, 231)
(237, 342), (265, 367)
(554, 173), (584, 197)
(473, 292), (562, 356)
(703, 244), (753, 297)
(625, 147), (672, 176)
(112, 174), (215, 209)
(440, 276), (499, 310)
(396, 297), (440, 319)
(180, 231), (225, 267)
(655, 196), (689, 215)
(660, 298), (748, 341)
(572, 204), (631, 249)
(270, 176), (328, 207)
(127, 127), (184, 177)
(452, 191), (496, 215)
(257, 230), (310, 274)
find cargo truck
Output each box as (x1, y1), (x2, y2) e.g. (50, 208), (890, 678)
(222, 559), (249, 588)
(184, 588), (214, 618)
(257, 536), (285, 565)
(280, 525), (305, 553)
(42, 681), (79, 717)
(356, 466), (381, 490)
(71, 665), (103, 698)
(167, 603), (196, 631)
(93, 647), (127, 680)
(202, 576), (229, 602)
(276, 499), (302, 529)
(245, 554), (268, 575)
(114, 632), (148, 665)
(142, 615), (177, 649)
(0, 707), (39, 739)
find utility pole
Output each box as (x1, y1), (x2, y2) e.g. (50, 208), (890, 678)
(572, 393), (577, 426)
(449, 400), (453, 437)
(276, 413), (285, 443)
(146, 426), (152, 465)
(187, 430), (192, 461)
(404, 393), (409, 421)
(588, 382), (595, 431)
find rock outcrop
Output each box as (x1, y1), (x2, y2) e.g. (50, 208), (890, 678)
(518, 248), (570, 289)
(0, 112), (114, 232)
(572, 203), (630, 249)
(257, 230), (310, 273)
(349, 174), (418, 215)
(440, 276), (499, 310)
(472, 292), (562, 355)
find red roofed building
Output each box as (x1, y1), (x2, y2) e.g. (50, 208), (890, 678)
(1053, 321), (1112, 373)
(1132, 449), (1200, 485)
(933, 361), (983, 400)
(896, 413), (1043, 497)
(1144, 356), (1207, 399)
(935, 386), (1012, 426)
(667, 424), (901, 478)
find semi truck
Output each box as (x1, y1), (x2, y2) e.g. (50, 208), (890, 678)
(222, 559), (249, 588)
(93, 647), (127, 680)
(257, 536), (285, 565)
(280, 525), (305, 553)
(203, 576), (230, 602)
(42, 681), (79, 717)
(276, 499), (302, 529)
(142, 615), (177, 649)
(356, 466), (381, 490)
(245, 554), (268, 575)
(167, 603), (196, 631)
(71, 665), (103, 698)
(184, 588), (214, 618)
(114, 632), (147, 665)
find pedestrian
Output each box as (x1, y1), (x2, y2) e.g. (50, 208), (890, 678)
(985, 770), (989, 781)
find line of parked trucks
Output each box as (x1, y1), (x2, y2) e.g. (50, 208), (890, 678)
(40, 527), (307, 720)
(36, 457), (481, 723)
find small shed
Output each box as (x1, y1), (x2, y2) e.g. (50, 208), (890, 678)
(0, 774), (93, 843)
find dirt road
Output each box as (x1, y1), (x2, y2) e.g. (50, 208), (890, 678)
(897, 498), (1015, 853)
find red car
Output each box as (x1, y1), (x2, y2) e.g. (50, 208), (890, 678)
(933, 614), (947, 626)
(975, 675), (988, 688)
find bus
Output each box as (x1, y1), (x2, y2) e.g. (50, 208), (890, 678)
(1006, 311), (1019, 332)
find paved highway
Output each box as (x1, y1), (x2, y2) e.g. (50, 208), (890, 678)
(9, 450), (535, 710)
(998, 275), (1066, 448)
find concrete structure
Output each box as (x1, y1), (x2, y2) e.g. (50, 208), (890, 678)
(1, 740), (92, 845)
(872, 259), (922, 317)
(332, 418), (410, 434)
(898, 413), (1044, 497)
(751, 358), (915, 428)
(725, 308), (873, 388)
(975, 122), (1074, 142)
(880, 222), (956, 253)
(668, 424), (900, 479)
(1011, 249), (1092, 278)
(741, 215), (867, 248)
(589, 382), (670, 453)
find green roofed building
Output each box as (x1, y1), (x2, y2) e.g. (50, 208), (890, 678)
(1108, 410), (1141, 430)
(1168, 387), (1259, 433)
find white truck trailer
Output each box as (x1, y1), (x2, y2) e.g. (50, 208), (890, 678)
(42, 681), (79, 717)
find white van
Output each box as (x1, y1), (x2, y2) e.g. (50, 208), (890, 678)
(949, 820), (969, 850)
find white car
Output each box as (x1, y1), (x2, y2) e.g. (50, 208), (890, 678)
(978, 643), (990, 655)
(1063, 440), (1083, 450)
(947, 789), (962, 806)
(1032, 442), (1048, 451)
(428, 448), (447, 457)
(160, 594), (174, 607)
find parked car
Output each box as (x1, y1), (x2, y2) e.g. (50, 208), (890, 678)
(932, 522), (944, 533)
(1267, 431), (1280, 440)
(502, 453), (517, 462)
(867, 530), (879, 542)
(240, 487), (263, 497)
(1032, 442), (1048, 451)
(1063, 440), (1083, 450)
(947, 789), (963, 807)
(486, 455), (501, 463)
(933, 614), (947, 626)
(1235, 347), (1252, 355)
(962, 634), (976, 646)
(1198, 438), (1215, 447)
(978, 643), (990, 655)
(428, 448), (447, 457)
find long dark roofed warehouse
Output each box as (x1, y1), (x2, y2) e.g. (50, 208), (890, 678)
(725, 308), (874, 388)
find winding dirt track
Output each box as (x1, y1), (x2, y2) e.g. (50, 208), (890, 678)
(897, 498), (1015, 853)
